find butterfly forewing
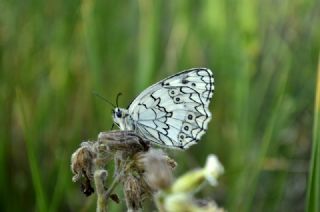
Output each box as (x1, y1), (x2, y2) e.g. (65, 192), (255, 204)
(128, 68), (214, 149)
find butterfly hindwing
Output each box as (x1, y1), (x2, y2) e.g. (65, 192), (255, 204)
(128, 68), (214, 149)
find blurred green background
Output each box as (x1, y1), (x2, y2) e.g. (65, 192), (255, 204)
(1, 0), (319, 211)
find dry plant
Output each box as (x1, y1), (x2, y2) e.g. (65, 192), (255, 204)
(71, 130), (224, 212)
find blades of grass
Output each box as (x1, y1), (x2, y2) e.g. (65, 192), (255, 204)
(136, 0), (160, 92)
(81, 0), (102, 87)
(16, 89), (47, 212)
(48, 151), (68, 212)
(0, 79), (14, 211)
(306, 54), (320, 212)
(223, 1), (253, 210)
(244, 54), (290, 211)
(163, 1), (189, 73)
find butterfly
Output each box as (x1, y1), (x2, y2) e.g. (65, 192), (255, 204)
(112, 68), (214, 149)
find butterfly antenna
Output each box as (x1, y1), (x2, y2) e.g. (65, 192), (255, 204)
(92, 92), (116, 108)
(116, 92), (122, 108)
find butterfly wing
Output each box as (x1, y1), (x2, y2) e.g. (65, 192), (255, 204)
(128, 68), (214, 149)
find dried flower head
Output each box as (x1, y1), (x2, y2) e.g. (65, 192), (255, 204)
(70, 141), (96, 196)
(123, 174), (142, 211)
(71, 142), (96, 181)
(70, 131), (224, 211)
(135, 149), (175, 191)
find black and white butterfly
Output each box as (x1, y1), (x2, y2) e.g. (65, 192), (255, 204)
(112, 68), (214, 149)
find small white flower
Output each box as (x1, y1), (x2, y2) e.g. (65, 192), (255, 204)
(203, 154), (224, 186)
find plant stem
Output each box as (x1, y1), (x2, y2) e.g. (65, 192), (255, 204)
(95, 170), (108, 212)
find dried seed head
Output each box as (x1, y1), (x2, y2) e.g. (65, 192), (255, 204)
(71, 142), (96, 181)
(98, 130), (150, 154)
(137, 149), (175, 190)
(80, 175), (95, 196)
(123, 174), (142, 211)
(70, 142), (96, 196)
(165, 155), (178, 169)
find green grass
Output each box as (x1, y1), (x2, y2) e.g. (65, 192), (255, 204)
(306, 56), (320, 212)
(0, 0), (319, 211)
(16, 89), (47, 212)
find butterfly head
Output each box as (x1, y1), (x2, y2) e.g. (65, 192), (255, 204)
(112, 107), (129, 130)
(112, 107), (123, 118)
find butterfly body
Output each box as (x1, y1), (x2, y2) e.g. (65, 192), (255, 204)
(112, 68), (214, 149)
(112, 108), (135, 130)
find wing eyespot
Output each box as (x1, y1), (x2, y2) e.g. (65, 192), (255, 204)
(173, 96), (183, 104)
(182, 123), (192, 133)
(186, 112), (196, 122)
(168, 88), (180, 97)
(182, 78), (188, 84)
(178, 132), (187, 143)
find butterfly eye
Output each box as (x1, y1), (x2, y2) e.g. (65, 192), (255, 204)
(116, 110), (122, 118)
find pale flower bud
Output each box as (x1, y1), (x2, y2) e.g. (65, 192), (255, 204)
(170, 169), (204, 194)
(163, 193), (192, 212)
(170, 154), (224, 193)
(203, 154), (224, 186)
(163, 193), (224, 212)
